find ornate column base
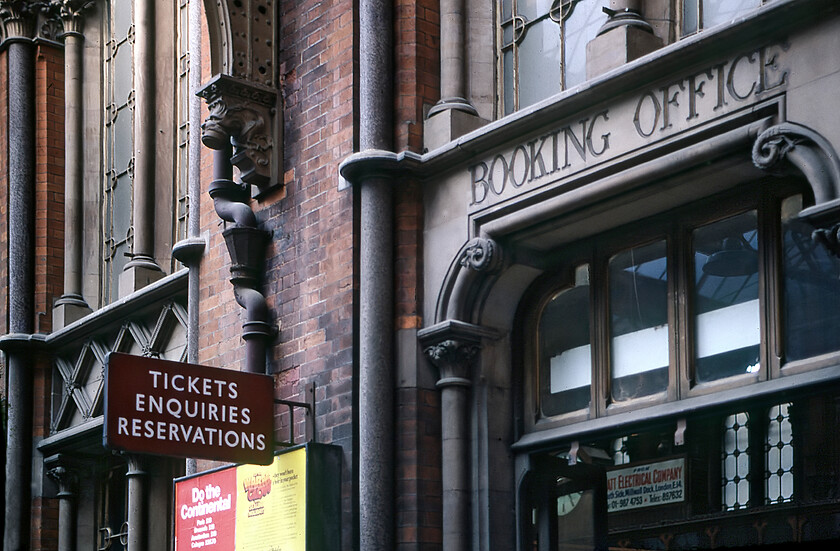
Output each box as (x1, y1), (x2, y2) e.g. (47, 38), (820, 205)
(53, 293), (92, 329)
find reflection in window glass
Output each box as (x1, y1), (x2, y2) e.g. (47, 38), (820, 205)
(609, 240), (668, 401)
(500, 0), (607, 114)
(540, 265), (591, 417)
(682, 0), (762, 36)
(782, 195), (840, 362)
(692, 211), (760, 383)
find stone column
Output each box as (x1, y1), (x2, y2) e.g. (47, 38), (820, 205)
(53, 0), (93, 328)
(585, 0), (662, 80)
(358, 0), (395, 548)
(424, 0), (484, 151)
(0, 2), (38, 548)
(121, 0), (163, 296)
(47, 459), (78, 551)
(428, 0), (476, 117)
(425, 339), (479, 551)
(125, 455), (148, 551)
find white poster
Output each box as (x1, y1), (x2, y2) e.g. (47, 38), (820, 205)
(607, 457), (685, 512)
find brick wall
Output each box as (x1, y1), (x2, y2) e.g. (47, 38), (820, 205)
(34, 43), (65, 335)
(197, 0), (358, 547)
(394, 0), (442, 548)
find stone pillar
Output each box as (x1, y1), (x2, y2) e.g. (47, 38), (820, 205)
(53, 0), (93, 328)
(428, 0), (476, 117)
(47, 458), (78, 551)
(121, 0), (163, 296)
(424, 339), (479, 551)
(586, 0), (663, 80)
(125, 455), (148, 551)
(358, 0), (395, 548)
(424, 0), (485, 151)
(0, 2), (38, 548)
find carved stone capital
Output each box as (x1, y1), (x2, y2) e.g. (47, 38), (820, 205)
(0, 0), (41, 39)
(424, 339), (479, 387)
(198, 74), (279, 192)
(45, 457), (78, 498)
(56, 0), (93, 35)
(459, 237), (502, 272)
(123, 453), (148, 477)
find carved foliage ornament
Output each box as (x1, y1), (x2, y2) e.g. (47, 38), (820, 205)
(0, 0), (42, 38)
(460, 237), (502, 272)
(424, 339), (480, 385)
(198, 74), (277, 190)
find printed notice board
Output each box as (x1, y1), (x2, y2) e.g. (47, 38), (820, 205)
(606, 457), (685, 513)
(174, 444), (341, 551)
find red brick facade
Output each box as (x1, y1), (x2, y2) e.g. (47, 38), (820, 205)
(34, 43), (64, 335)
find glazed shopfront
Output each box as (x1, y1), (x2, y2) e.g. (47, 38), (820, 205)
(415, 3), (840, 549)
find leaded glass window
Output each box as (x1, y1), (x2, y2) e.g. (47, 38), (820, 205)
(103, 0), (135, 303)
(722, 411), (751, 511)
(175, 0), (190, 246)
(499, 0), (607, 115)
(681, 0), (773, 37)
(766, 402), (793, 505)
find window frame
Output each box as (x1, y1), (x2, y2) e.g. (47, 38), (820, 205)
(525, 180), (839, 433)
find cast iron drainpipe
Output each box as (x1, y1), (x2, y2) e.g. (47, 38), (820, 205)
(208, 150), (272, 374)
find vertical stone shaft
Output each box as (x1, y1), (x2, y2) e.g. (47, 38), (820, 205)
(4, 35), (36, 551)
(359, 0), (395, 548)
(129, 0), (157, 267)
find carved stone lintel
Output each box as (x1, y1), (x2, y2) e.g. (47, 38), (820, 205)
(424, 339), (479, 386)
(459, 237), (502, 273)
(198, 74), (279, 192)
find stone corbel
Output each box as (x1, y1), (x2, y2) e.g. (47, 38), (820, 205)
(198, 74), (281, 194)
(752, 122), (840, 255)
(436, 237), (505, 323)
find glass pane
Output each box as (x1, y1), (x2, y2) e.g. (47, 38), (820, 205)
(563, 1), (606, 89)
(113, 43), (133, 106)
(682, 0), (699, 35)
(702, 0), (762, 29)
(540, 265), (591, 417)
(609, 240), (668, 401)
(782, 195), (840, 361)
(503, 48), (515, 115)
(518, 19), (563, 110)
(113, 108), (133, 172)
(692, 211), (760, 383)
(113, 0), (133, 42)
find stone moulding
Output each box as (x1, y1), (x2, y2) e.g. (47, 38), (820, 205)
(752, 122), (840, 256)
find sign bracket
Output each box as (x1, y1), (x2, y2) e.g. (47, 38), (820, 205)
(274, 382), (316, 447)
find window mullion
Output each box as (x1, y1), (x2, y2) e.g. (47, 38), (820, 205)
(592, 252), (609, 418)
(675, 224), (693, 397)
(762, 192), (783, 379)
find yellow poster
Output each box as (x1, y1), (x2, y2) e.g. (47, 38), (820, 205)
(235, 448), (307, 551)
